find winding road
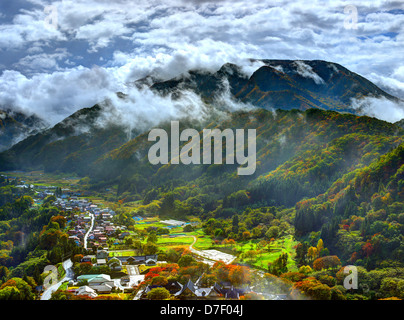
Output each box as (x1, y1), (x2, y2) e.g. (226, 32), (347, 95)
(84, 213), (95, 249)
(40, 259), (74, 300)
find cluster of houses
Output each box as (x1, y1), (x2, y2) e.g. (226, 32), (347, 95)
(54, 196), (115, 216)
(53, 197), (118, 248)
(51, 196), (255, 300)
(11, 180), (57, 199)
(67, 248), (159, 297)
(140, 276), (252, 300)
(80, 247), (158, 271)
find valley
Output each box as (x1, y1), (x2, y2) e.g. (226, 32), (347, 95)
(0, 61), (403, 301)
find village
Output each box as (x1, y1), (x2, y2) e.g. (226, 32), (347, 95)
(2, 174), (278, 300)
(47, 194), (258, 300)
(0, 173), (291, 301)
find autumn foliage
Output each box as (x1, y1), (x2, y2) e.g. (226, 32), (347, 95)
(312, 256), (341, 271)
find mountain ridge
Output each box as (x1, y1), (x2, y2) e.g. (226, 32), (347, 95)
(0, 109), (48, 152)
(0, 59), (403, 176)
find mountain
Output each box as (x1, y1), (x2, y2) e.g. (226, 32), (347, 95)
(148, 60), (399, 112)
(0, 103), (131, 175)
(0, 109), (48, 152)
(88, 107), (404, 270)
(89, 108), (403, 199)
(0, 59), (401, 176)
(1, 60), (404, 273)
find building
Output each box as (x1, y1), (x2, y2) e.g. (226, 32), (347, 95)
(140, 278), (251, 300)
(80, 255), (92, 263)
(87, 274), (115, 293)
(174, 280), (221, 299)
(76, 285), (98, 298)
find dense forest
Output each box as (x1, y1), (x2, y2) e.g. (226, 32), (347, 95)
(85, 108), (404, 299)
(0, 176), (84, 299)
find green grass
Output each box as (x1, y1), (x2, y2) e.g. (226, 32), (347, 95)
(109, 250), (137, 257)
(3, 170), (81, 188)
(233, 235), (298, 271)
(193, 237), (213, 250)
(59, 281), (69, 291)
(57, 262), (66, 279)
(133, 219), (166, 230)
(157, 235), (195, 247)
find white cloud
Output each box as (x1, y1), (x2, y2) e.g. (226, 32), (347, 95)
(0, 7), (66, 50)
(13, 49), (70, 73)
(0, 66), (122, 125)
(350, 96), (404, 123)
(0, 0), (403, 125)
(0, 60), (253, 132)
(293, 60), (325, 85)
(368, 68), (404, 99)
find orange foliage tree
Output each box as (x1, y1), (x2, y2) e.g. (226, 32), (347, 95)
(313, 255), (341, 271)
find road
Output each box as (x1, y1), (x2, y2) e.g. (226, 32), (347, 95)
(41, 259), (74, 300)
(112, 265), (144, 294)
(83, 213), (95, 249)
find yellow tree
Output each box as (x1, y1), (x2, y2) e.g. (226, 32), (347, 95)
(308, 247), (318, 262)
(317, 239), (324, 257)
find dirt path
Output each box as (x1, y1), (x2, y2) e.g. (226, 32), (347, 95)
(189, 236), (236, 265)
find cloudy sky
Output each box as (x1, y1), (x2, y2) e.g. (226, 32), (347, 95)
(0, 0), (403, 125)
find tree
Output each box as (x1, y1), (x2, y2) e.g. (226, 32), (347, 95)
(232, 215), (239, 233)
(380, 278), (404, 299)
(151, 276), (168, 286)
(147, 232), (158, 244)
(307, 246), (318, 262)
(51, 215), (67, 229)
(265, 226), (280, 239)
(298, 265), (313, 274)
(143, 243), (158, 255)
(178, 255), (196, 268)
(295, 242), (309, 267)
(0, 286), (21, 300)
(292, 277), (331, 300)
(72, 254), (84, 263)
(308, 283), (332, 300)
(316, 239), (324, 257)
(268, 253), (288, 276)
(330, 286), (346, 300)
(313, 256), (341, 271)
(147, 287), (171, 300)
(229, 265), (251, 286)
(183, 224), (193, 232)
(50, 290), (77, 300)
(0, 278), (34, 300)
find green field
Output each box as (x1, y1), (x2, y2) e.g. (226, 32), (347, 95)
(157, 234), (195, 247)
(109, 250), (136, 257)
(155, 226), (298, 273)
(133, 219), (167, 230)
(1, 170), (81, 188)
(233, 235), (298, 271)
(189, 230), (214, 250)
